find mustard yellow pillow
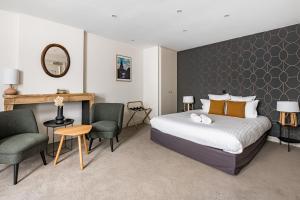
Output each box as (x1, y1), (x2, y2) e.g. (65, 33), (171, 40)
(226, 101), (246, 118)
(209, 100), (225, 115)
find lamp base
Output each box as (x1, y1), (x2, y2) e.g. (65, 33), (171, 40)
(279, 112), (298, 127)
(4, 87), (17, 95)
(183, 103), (193, 112)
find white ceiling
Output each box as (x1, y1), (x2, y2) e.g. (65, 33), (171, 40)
(0, 0), (300, 51)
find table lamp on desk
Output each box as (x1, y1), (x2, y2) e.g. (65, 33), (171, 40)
(2, 68), (20, 95)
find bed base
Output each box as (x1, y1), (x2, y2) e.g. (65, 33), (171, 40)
(151, 128), (268, 175)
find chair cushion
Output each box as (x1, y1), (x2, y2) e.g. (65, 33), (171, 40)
(92, 121), (118, 133)
(0, 133), (48, 155)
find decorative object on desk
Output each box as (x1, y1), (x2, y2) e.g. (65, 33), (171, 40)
(116, 55), (131, 81)
(277, 101), (300, 127)
(54, 96), (65, 124)
(2, 68), (20, 95)
(56, 89), (69, 94)
(183, 96), (194, 111)
(41, 43), (70, 78)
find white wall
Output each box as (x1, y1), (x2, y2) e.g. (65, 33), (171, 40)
(0, 10), (19, 111)
(142, 46), (177, 118)
(159, 47), (177, 115)
(18, 14), (84, 94)
(85, 33), (144, 125)
(143, 46), (159, 118)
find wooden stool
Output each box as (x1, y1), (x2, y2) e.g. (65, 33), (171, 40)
(54, 125), (92, 170)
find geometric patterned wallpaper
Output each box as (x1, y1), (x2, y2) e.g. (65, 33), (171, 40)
(178, 24), (300, 138)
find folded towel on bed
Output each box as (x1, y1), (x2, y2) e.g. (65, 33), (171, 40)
(200, 114), (212, 124)
(190, 113), (202, 123)
(190, 113), (213, 124)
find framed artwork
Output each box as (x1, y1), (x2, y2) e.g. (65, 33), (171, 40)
(116, 55), (132, 81)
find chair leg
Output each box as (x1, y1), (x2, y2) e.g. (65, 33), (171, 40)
(116, 135), (119, 143)
(110, 138), (114, 152)
(40, 151), (47, 165)
(14, 163), (19, 185)
(89, 138), (94, 151)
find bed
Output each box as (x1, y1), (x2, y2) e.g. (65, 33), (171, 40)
(150, 110), (272, 175)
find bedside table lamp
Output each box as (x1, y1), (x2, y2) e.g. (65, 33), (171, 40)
(183, 96), (194, 111)
(277, 101), (299, 127)
(2, 68), (20, 95)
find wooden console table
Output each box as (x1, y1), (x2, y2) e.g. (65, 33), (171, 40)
(3, 93), (95, 124)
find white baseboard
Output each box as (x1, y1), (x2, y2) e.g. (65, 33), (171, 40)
(267, 136), (300, 148)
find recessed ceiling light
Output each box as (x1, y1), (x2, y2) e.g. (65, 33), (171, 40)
(112, 14), (118, 18)
(224, 14), (230, 18)
(177, 10), (183, 14)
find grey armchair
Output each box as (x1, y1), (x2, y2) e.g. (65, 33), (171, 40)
(88, 103), (124, 152)
(0, 109), (49, 185)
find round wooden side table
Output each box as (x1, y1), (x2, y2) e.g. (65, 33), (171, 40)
(54, 125), (92, 170)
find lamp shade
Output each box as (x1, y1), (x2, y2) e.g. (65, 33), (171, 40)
(2, 69), (20, 85)
(183, 96), (194, 104)
(277, 101), (300, 113)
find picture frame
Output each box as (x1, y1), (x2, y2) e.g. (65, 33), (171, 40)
(116, 54), (132, 81)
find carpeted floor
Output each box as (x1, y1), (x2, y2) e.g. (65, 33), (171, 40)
(0, 125), (299, 200)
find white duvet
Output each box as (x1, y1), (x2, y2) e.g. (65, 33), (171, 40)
(150, 110), (272, 154)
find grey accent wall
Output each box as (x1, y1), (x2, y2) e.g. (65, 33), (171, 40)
(178, 24), (300, 138)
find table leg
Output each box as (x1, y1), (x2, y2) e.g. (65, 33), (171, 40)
(46, 127), (49, 155)
(70, 123), (74, 150)
(4, 104), (14, 111)
(52, 128), (55, 157)
(78, 136), (83, 170)
(82, 135), (89, 155)
(54, 135), (65, 166)
(64, 125), (67, 148)
(279, 125), (282, 145)
(288, 126), (290, 152)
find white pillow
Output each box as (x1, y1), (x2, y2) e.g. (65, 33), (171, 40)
(200, 99), (210, 113)
(208, 93), (230, 100)
(230, 95), (256, 102)
(245, 100), (259, 118)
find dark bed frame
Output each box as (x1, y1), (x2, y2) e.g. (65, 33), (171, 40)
(151, 128), (269, 175)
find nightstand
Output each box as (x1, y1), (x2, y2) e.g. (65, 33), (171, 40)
(277, 122), (300, 152)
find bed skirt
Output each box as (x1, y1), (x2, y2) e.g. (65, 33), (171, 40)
(151, 128), (268, 175)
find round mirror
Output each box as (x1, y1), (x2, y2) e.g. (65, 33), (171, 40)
(41, 44), (70, 78)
